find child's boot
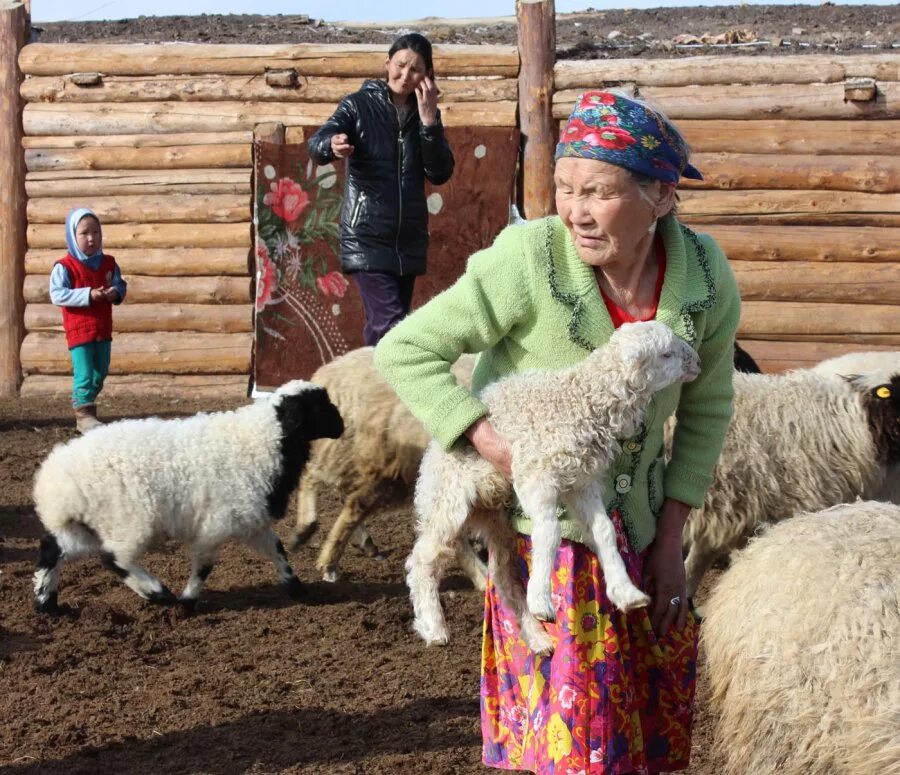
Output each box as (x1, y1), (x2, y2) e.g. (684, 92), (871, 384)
(74, 404), (103, 433)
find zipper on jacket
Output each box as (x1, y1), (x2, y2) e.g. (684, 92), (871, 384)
(393, 103), (405, 276)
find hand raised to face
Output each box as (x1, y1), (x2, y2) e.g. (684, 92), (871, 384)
(415, 76), (440, 127)
(330, 133), (355, 159)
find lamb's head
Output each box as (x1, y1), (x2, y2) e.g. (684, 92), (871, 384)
(605, 321), (701, 393)
(849, 372), (900, 467)
(273, 380), (344, 441)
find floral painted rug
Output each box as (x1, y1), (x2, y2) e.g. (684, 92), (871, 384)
(253, 126), (519, 387)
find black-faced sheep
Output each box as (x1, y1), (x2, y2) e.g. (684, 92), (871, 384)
(408, 321), (700, 652)
(681, 366), (900, 600)
(702, 500), (900, 775)
(32, 381), (344, 613)
(289, 347), (482, 585)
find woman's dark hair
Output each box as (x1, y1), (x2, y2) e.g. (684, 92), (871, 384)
(389, 33), (434, 75)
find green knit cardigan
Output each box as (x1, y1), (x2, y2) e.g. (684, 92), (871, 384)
(374, 213), (740, 552)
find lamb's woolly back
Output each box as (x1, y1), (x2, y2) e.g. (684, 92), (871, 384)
(703, 501), (900, 775)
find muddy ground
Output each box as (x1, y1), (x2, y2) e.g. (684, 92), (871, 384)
(0, 393), (726, 774)
(33, 5), (899, 56)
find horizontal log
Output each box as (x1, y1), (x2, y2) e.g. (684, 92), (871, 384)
(25, 144), (251, 172)
(20, 373), (250, 400)
(25, 302), (252, 333)
(21, 73), (518, 104)
(28, 222), (251, 249)
(733, 261), (900, 304)
(743, 334), (900, 346)
(685, 214), (900, 227)
(25, 274), (251, 304)
(701, 225), (900, 262)
(26, 247), (250, 276)
(19, 43), (519, 77)
(684, 153), (899, 193)
(23, 100), (518, 134)
(28, 194), (249, 224)
(679, 189), (899, 217)
(738, 339), (898, 373)
(26, 168), (252, 197)
(739, 301), (899, 338)
(553, 82), (900, 120)
(20, 331), (252, 374)
(553, 55), (899, 89)
(678, 119), (900, 156)
(22, 131), (253, 149)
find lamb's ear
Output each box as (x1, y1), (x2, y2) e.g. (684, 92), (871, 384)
(277, 387), (344, 441)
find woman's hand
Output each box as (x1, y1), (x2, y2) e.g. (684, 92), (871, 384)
(465, 416), (512, 480)
(642, 498), (691, 636)
(415, 76), (440, 127)
(330, 133), (355, 159)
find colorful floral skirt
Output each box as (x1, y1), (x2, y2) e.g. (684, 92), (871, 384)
(480, 511), (698, 775)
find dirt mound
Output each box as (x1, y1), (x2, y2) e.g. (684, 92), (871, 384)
(31, 5), (899, 58)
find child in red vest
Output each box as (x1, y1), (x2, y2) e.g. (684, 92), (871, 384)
(49, 208), (127, 433)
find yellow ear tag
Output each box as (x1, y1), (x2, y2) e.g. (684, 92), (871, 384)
(876, 386), (892, 399)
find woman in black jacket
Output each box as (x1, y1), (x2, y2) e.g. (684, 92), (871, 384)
(309, 33), (455, 346)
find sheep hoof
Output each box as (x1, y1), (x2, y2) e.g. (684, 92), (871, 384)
(522, 620), (555, 655)
(34, 593), (60, 616)
(526, 592), (555, 622)
(413, 619), (450, 646)
(179, 597), (198, 614)
(146, 587), (178, 606)
(608, 584), (651, 612)
(288, 523), (318, 551)
(321, 565), (341, 583)
(284, 576), (305, 600)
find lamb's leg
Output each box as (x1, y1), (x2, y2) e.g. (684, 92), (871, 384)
(245, 528), (304, 599)
(179, 544), (219, 607)
(100, 548), (178, 605)
(349, 524), (382, 559)
(33, 527), (100, 614)
(564, 484), (650, 611)
(452, 537), (488, 592)
(515, 475), (561, 621)
(288, 478), (318, 551)
(317, 481), (389, 582)
(469, 508), (554, 655)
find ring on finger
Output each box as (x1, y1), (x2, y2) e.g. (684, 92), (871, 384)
(669, 595), (682, 607)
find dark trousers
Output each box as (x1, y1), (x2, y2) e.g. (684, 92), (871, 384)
(352, 271), (417, 346)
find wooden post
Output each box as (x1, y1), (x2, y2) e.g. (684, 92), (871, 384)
(517, 0), (556, 219)
(0, 2), (28, 396)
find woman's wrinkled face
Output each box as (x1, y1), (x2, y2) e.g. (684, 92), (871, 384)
(554, 157), (672, 268)
(75, 216), (102, 256)
(385, 49), (429, 100)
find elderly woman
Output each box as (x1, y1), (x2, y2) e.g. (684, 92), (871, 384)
(375, 91), (740, 774)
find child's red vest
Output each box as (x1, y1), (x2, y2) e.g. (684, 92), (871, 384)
(56, 253), (117, 348)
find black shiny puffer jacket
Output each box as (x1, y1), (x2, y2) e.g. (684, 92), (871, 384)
(308, 80), (455, 277)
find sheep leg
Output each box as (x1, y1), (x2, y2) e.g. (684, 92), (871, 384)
(515, 475), (561, 622)
(100, 549), (178, 606)
(452, 537), (488, 592)
(349, 524), (382, 559)
(245, 528), (304, 599)
(288, 478), (319, 551)
(179, 544), (220, 606)
(469, 509), (554, 655)
(33, 527), (100, 614)
(565, 484), (650, 612)
(317, 481), (389, 582)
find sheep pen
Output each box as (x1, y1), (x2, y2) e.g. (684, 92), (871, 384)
(703, 501), (900, 775)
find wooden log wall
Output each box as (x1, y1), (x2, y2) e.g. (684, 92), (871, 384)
(555, 54), (900, 372)
(16, 42), (518, 397)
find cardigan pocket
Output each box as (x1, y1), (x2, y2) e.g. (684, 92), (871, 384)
(648, 455), (665, 520)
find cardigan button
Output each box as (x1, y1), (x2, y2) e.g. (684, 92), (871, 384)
(625, 440), (641, 453)
(615, 474), (632, 494)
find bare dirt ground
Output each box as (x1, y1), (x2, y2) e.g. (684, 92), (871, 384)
(33, 5), (899, 57)
(0, 394), (726, 774)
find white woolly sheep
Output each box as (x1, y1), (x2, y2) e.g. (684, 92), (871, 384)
(408, 320), (701, 652)
(681, 366), (900, 600)
(32, 380), (344, 614)
(702, 500), (900, 775)
(289, 347), (483, 585)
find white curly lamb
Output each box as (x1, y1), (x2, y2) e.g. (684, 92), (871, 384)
(408, 320), (701, 651)
(681, 366), (900, 600)
(703, 500), (900, 775)
(32, 380), (344, 613)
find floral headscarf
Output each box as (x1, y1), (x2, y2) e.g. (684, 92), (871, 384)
(555, 91), (703, 185)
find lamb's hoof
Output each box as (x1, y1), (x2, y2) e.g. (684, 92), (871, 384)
(284, 576), (305, 600)
(526, 591), (556, 622)
(321, 565), (341, 583)
(288, 523), (318, 551)
(413, 618), (450, 646)
(146, 587), (178, 606)
(522, 619), (555, 655)
(179, 597), (198, 614)
(34, 592), (60, 616)
(355, 538), (383, 559)
(608, 583), (651, 612)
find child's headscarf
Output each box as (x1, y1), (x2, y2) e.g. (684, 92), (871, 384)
(555, 91), (703, 185)
(65, 207), (103, 262)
